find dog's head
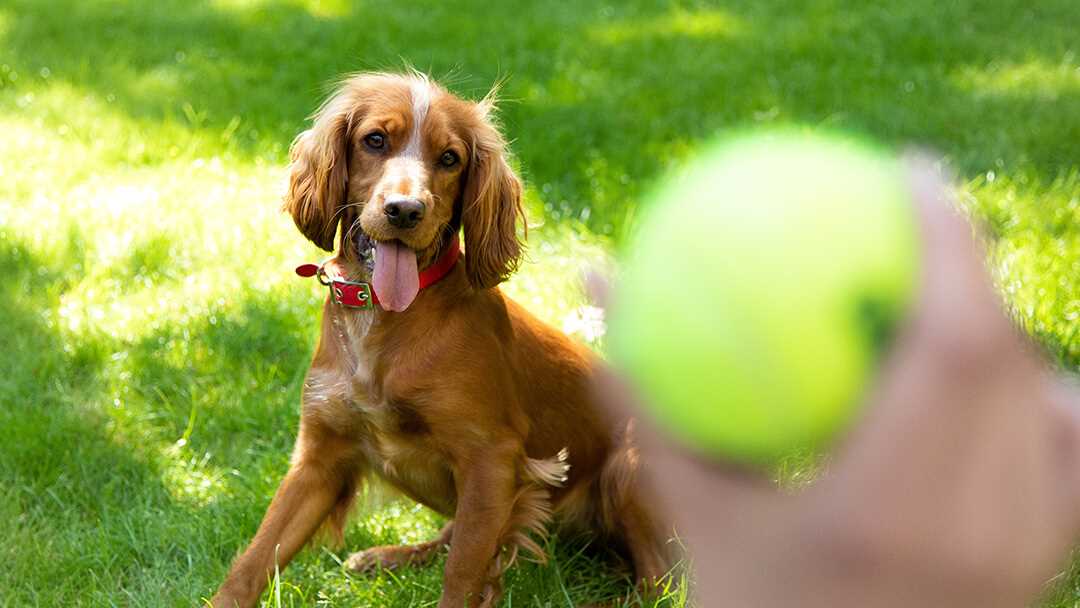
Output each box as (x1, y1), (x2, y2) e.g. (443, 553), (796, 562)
(284, 72), (524, 311)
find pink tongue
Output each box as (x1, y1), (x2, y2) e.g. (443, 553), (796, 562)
(372, 241), (419, 312)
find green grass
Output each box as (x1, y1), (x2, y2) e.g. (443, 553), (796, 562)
(1, 0), (1079, 605)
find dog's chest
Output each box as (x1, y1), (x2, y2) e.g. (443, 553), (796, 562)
(372, 432), (456, 515)
(362, 403), (456, 516)
(308, 312), (456, 514)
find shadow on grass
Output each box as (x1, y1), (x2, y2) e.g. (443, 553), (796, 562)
(0, 234), (316, 604)
(122, 297), (311, 455)
(2, 0), (1078, 235)
(0, 238), (186, 603)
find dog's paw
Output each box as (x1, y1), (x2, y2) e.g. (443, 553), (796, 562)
(346, 542), (444, 574)
(345, 546), (399, 574)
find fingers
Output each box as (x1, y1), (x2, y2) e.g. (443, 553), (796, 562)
(826, 155), (1056, 521)
(904, 162), (1080, 547)
(826, 160), (1006, 482)
(905, 156), (994, 323)
(902, 155), (1030, 374)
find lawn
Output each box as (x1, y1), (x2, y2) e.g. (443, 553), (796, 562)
(1, 0), (1079, 606)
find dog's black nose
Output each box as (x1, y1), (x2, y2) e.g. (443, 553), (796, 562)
(384, 197), (425, 229)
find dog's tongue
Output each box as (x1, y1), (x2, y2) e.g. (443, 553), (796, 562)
(372, 241), (419, 312)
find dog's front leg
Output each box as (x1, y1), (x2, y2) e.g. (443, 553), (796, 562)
(438, 442), (519, 608)
(211, 427), (359, 608)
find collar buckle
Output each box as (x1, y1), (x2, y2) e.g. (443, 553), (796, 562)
(328, 277), (375, 310)
(305, 264), (375, 310)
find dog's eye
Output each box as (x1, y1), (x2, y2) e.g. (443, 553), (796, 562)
(439, 150), (459, 168)
(364, 132), (386, 150)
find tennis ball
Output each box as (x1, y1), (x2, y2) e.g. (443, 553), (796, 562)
(607, 130), (920, 465)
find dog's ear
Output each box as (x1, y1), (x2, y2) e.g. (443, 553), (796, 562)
(283, 86), (359, 251)
(462, 104), (525, 289)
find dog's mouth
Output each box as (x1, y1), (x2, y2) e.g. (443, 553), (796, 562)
(365, 237), (419, 313)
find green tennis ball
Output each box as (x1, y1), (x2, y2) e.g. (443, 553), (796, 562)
(608, 129), (920, 465)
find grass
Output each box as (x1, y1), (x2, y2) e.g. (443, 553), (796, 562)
(1, 0), (1079, 605)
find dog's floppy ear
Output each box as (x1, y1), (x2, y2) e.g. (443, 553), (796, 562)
(462, 102), (525, 289)
(284, 85), (359, 251)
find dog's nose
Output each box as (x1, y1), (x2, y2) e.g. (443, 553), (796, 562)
(383, 196), (425, 229)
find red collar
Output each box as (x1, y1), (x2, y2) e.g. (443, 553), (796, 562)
(295, 235), (461, 310)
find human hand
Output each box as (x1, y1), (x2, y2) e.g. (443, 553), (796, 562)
(594, 157), (1080, 607)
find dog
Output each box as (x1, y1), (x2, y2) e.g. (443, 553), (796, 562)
(210, 72), (671, 608)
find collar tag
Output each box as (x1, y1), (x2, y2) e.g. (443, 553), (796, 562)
(295, 263), (320, 278)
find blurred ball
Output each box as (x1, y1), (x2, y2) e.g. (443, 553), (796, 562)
(608, 130), (920, 464)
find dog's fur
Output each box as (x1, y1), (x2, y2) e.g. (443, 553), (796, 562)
(211, 72), (671, 608)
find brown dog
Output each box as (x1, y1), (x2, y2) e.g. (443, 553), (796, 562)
(210, 72), (670, 608)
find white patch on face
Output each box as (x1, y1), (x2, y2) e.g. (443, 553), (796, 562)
(403, 79), (431, 159)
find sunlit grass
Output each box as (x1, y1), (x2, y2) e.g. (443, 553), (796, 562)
(3, 0), (1080, 606)
(588, 8), (747, 44)
(952, 56), (1080, 100)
